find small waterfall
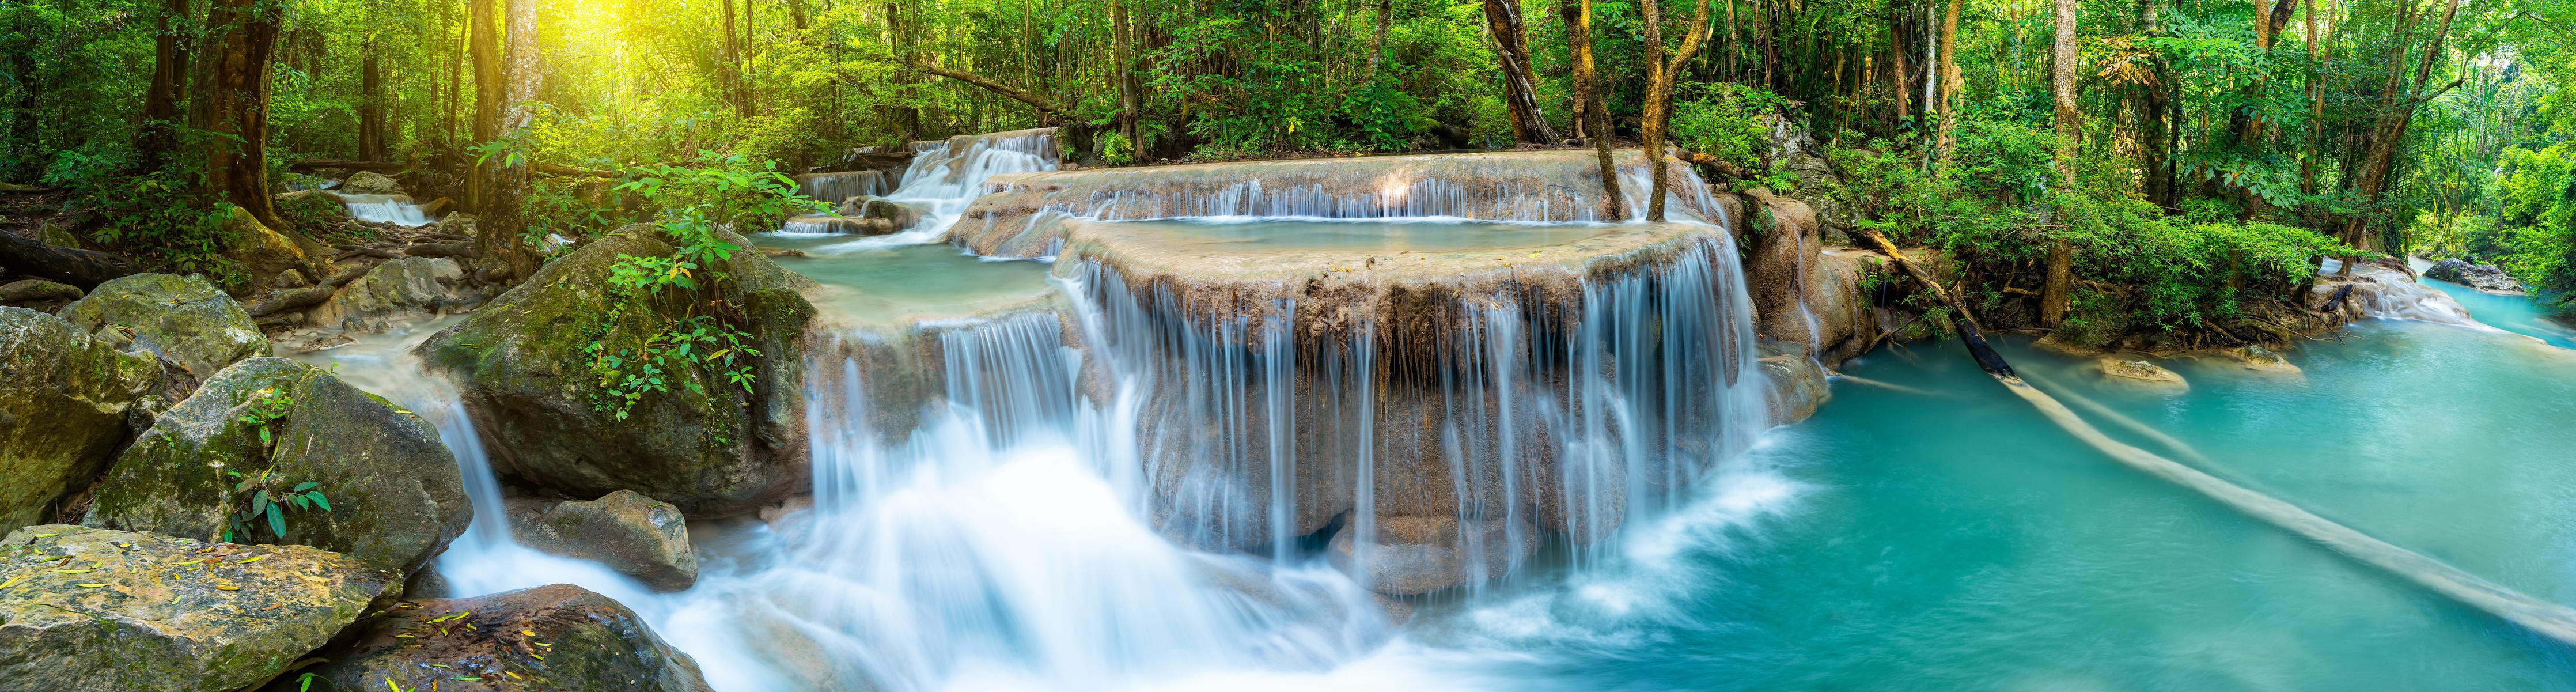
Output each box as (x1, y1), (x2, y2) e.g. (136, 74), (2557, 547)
(1069, 162), (1713, 225)
(795, 170), (897, 205)
(783, 129), (1058, 246)
(2323, 258), (2496, 331)
(339, 193), (433, 226)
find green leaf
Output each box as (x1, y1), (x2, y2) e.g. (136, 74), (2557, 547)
(293, 481), (319, 492)
(266, 504), (287, 538)
(309, 492), (331, 511)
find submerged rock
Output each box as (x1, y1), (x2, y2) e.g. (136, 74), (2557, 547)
(84, 357), (471, 576)
(507, 490), (699, 591)
(2098, 357), (2188, 390)
(2217, 345), (2302, 375)
(840, 195), (926, 230)
(0, 308), (158, 527)
(286, 583), (713, 692)
(60, 272), (274, 380)
(2425, 258), (2523, 294)
(1327, 514), (1536, 596)
(1760, 341), (1831, 425)
(419, 226), (813, 517)
(0, 524), (399, 692)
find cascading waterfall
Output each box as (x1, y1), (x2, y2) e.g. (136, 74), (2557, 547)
(339, 193), (434, 226)
(786, 130), (1058, 248)
(2323, 258), (2496, 330)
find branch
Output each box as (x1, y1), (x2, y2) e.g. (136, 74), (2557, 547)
(1672, 148), (1755, 180)
(906, 63), (1075, 123)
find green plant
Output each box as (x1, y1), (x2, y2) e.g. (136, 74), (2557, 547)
(222, 389), (331, 543)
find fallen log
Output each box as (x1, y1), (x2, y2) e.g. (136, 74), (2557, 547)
(288, 158), (407, 172)
(1852, 228), (2014, 377)
(0, 230), (142, 289)
(244, 262), (374, 317)
(1671, 148), (1756, 181)
(404, 241), (477, 259)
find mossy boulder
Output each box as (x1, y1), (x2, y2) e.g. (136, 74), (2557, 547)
(419, 226), (813, 517)
(282, 583), (713, 692)
(507, 490), (699, 591)
(340, 171), (404, 196)
(60, 272), (274, 381)
(0, 278), (82, 311)
(0, 308), (159, 527)
(306, 256), (475, 330)
(2098, 357), (2189, 391)
(0, 524), (400, 692)
(84, 357), (471, 576)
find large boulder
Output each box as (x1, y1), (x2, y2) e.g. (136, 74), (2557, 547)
(60, 273), (272, 381)
(1327, 514), (1536, 596)
(219, 207), (325, 285)
(0, 524), (400, 692)
(284, 583), (713, 692)
(0, 308), (158, 527)
(304, 256), (476, 330)
(84, 357), (471, 576)
(1759, 341), (1831, 425)
(507, 490), (699, 591)
(2424, 258), (2523, 294)
(340, 171), (404, 196)
(419, 226), (814, 517)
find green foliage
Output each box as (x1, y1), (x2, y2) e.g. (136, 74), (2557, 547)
(1669, 82), (1794, 179)
(223, 389), (330, 544)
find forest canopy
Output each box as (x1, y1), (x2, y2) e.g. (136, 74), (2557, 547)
(5, 0), (2574, 325)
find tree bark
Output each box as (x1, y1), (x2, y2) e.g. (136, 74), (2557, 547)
(1483, 0), (1561, 144)
(2342, 0), (2461, 252)
(1640, 0), (1712, 221)
(1934, 0), (1964, 167)
(135, 0), (192, 174)
(1572, 0), (1624, 220)
(468, 0), (502, 211)
(2298, 0), (2323, 198)
(2041, 0), (2079, 327)
(886, 2), (920, 141)
(0, 232), (141, 289)
(1856, 228), (2017, 377)
(1113, 0), (1140, 154)
(359, 44), (385, 161)
(479, 0), (544, 281)
(196, 0), (287, 233)
(909, 64), (1077, 123)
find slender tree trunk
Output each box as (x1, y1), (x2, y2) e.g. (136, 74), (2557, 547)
(1364, 0), (1393, 84)
(2299, 0), (2324, 198)
(359, 44), (385, 161)
(1641, 0), (1713, 221)
(2342, 0), (2460, 252)
(1934, 0), (1963, 166)
(887, 2), (919, 141)
(1483, 0), (1561, 144)
(6, 11), (39, 181)
(2138, 0), (2172, 207)
(1573, 0), (1624, 220)
(135, 0), (192, 174)
(446, 5), (467, 149)
(1113, 0), (1139, 154)
(2040, 0), (2079, 327)
(480, 0), (542, 280)
(721, 0), (744, 117)
(468, 0), (502, 211)
(196, 0), (286, 232)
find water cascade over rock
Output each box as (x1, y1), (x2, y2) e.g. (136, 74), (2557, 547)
(782, 128), (1056, 243)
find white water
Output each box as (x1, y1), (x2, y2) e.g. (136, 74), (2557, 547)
(799, 131), (1056, 250)
(339, 193), (434, 226)
(2322, 258), (2496, 331)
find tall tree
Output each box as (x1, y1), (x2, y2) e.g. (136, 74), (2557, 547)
(478, 0), (543, 279)
(359, 39), (385, 161)
(2341, 0), (2463, 255)
(468, 0), (501, 210)
(1571, 0), (1624, 220)
(195, 0), (286, 231)
(1934, 0), (1964, 166)
(134, 0), (192, 174)
(2040, 0), (2079, 326)
(1641, 0), (1713, 221)
(1483, 0), (1560, 144)
(1113, 0), (1140, 154)
(1365, 0), (1394, 84)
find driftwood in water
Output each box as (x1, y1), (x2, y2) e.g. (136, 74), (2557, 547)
(2317, 283), (2354, 313)
(1853, 228), (2015, 377)
(0, 231), (142, 289)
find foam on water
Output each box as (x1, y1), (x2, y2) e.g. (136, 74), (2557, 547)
(339, 193), (433, 226)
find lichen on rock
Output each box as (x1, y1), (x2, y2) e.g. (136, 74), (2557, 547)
(59, 272), (274, 380)
(287, 583), (714, 692)
(0, 308), (158, 527)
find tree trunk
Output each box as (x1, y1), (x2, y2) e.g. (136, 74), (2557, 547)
(1572, 0), (1624, 220)
(1641, 0), (1713, 222)
(887, 3), (920, 141)
(2298, 0), (2324, 199)
(1483, 0), (1561, 144)
(1934, 0), (1963, 166)
(196, 0), (287, 232)
(359, 45), (384, 161)
(479, 0), (544, 281)
(2138, 0), (2172, 207)
(0, 232), (141, 289)
(1113, 0), (1141, 154)
(2040, 0), (2079, 327)
(721, 0), (744, 117)
(468, 0), (502, 211)
(1363, 0), (1394, 84)
(134, 0), (192, 174)
(2342, 0), (2461, 252)
(446, 5), (467, 149)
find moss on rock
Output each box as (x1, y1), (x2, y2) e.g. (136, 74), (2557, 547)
(59, 272), (273, 381)
(0, 308), (159, 527)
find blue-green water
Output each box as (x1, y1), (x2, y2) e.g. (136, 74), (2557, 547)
(2415, 273), (2576, 349)
(1388, 309), (2576, 690)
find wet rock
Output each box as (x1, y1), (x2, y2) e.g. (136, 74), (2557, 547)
(420, 226), (814, 517)
(2425, 258), (2523, 294)
(1327, 514), (1536, 596)
(61, 273), (273, 380)
(2216, 345), (2301, 375)
(838, 195), (927, 231)
(219, 206), (325, 285)
(436, 211), (479, 239)
(1759, 341), (1831, 425)
(0, 308), (158, 527)
(304, 256), (475, 330)
(2098, 357), (2188, 390)
(287, 584), (712, 692)
(1741, 190), (1880, 366)
(0, 278), (81, 311)
(506, 490), (699, 591)
(340, 171), (404, 196)
(0, 524), (400, 692)
(84, 357), (471, 576)
(782, 213), (896, 235)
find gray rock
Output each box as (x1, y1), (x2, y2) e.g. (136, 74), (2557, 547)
(2425, 258), (2524, 294)
(84, 357), (471, 576)
(419, 226), (813, 517)
(305, 256), (473, 330)
(59, 273), (273, 380)
(340, 171), (404, 196)
(286, 583), (714, 692)
(0, 308), (158, 527)
(0, 278), (81, 311)
(0, 524), (399, 692)
(508, 490), (700, 591)
(2098, 357), (2188, 390)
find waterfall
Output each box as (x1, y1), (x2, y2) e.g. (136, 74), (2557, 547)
(783, 129), (1058, 247)
(339, 193), (433, 226)
(2323, 258), (2497, 330)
